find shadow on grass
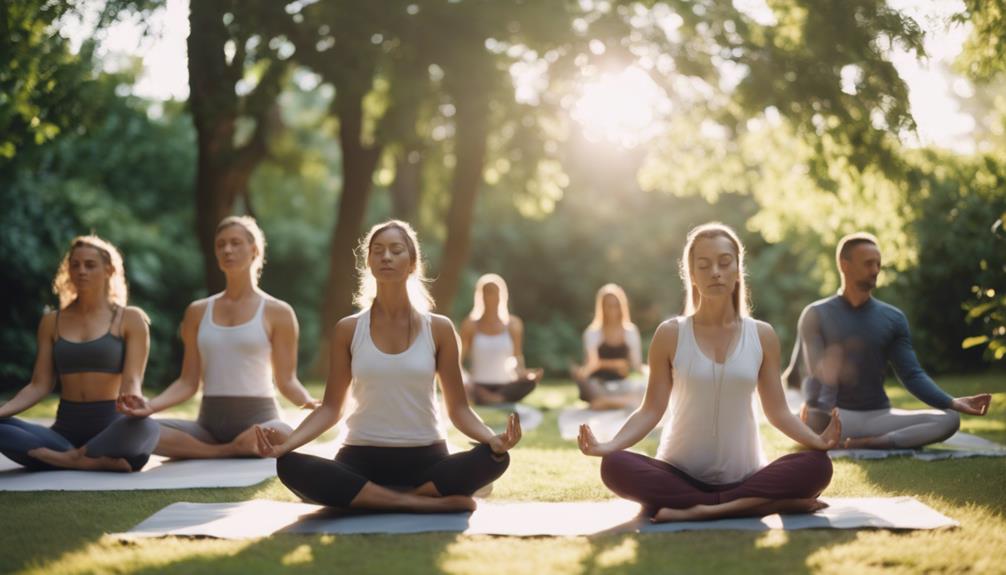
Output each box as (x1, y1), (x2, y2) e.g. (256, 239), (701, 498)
(853, 457), (1006, 514)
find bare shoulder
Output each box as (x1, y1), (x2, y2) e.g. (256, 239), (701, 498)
(122, 306), (151, 329)
(263, 296), (297, 323)
(429, 313), (458, 337)
(38, 310), (58, 337)
(754, 319), (779, 346)
(459, 316), (474, 333)
(509, 315), (524, 332)
(649, 318), (679, 352)
(185, 297), (211, 318)
(333, 315), (359, 340)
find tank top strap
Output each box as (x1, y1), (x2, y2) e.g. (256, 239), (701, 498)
(418, 312), (436, 355)
(674, 316), (693, 361)
(253, 294), (267, 323)
(202, 294), (218, 324)
(108, 304), (123, 336)
(54, 307), (62, 339)
(350, 308), (370, 355)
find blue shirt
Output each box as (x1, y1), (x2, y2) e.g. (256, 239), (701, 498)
(793, 295), (953, 411)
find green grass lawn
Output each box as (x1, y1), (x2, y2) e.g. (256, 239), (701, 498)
(2, 372), (1005, 574)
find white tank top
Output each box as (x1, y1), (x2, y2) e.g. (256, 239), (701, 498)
(343, 308), (446, 447)
(469, 327), (517, 384)
(655, 316), (767, 484)
(197, 295), (275, 398)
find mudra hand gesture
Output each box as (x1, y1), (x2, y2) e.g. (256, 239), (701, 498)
(254, 425), (288, 458)
(116, 394), (154, 418)
(488, 412), (522, 455)
(952, 394), (992, 416)
(819, 407), (842, 450)
(577, 424), (613, 457)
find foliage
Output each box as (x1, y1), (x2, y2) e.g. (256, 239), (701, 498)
(0, 81), (199, 389)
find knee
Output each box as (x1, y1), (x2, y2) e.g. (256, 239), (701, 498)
(276, 452), (303, 486)
(478, 443), (510, 470)
(937, 409), (961, 442)
(599, 451), (634, 492)
(796, 450), (833, 496)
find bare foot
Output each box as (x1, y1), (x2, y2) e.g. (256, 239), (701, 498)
(774, 498), (828, 514)
(652, 506), (704, 523)
(229, 426), (266, 457)
(435, 495), (478, 513)
(28, 447), (132, 472)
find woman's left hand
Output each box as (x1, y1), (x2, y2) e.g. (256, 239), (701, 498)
(817, 408), (842, 450)
(487, 412), (522, 455)
(300, 398), (322, 409)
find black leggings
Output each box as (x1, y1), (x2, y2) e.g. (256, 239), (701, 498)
(277, 441), (509, 508)
(0, 399), (160, 471)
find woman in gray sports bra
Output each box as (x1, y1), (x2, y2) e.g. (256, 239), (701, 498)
(0, 235), (160, 472)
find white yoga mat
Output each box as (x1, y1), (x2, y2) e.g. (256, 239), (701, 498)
(0, 441), (339, 492)
(829, 432), (1006, 461)
(118, 496), (957, 539)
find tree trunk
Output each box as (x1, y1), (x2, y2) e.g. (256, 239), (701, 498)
(320, 84), (383, 334)
(389, 149), (423, 222)
(188, 0), (282, 293)
(431, 91), (491, 314)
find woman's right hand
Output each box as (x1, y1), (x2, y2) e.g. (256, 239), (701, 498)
(116, 394), (154, 418)
(254, 425), (289, 458)
(578, 424), (614, 457)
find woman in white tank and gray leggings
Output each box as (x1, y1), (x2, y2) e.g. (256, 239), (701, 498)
(119, 216), (318, 457)
(258, 220), (521, 513)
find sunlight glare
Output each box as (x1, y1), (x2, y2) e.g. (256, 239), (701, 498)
(572, 66), (671, 148)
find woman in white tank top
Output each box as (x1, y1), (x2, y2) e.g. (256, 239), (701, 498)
(119, 216), (318, 458)
(578, 223), (842, 522)
(258, 220), (521, 513)
(459, 274), (542, 405)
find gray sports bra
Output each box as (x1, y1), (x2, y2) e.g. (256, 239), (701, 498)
(52, 306), (125, 375)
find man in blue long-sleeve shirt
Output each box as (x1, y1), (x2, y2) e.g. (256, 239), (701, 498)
(786, 232), (991, 449)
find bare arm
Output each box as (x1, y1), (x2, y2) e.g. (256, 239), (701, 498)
(120, 302), (205, 417)
(436, 316), (497, 444)
(459, 318), (474, 366)
(509, 316), (527, 371)
(0, 313), (58, 418)
(266, 317), (355, 456)
(435, 315), (521, 454)
(117, 307), (150, 398)
(579, 320), (676, 456)
(268, 301), (318, 408)
(757, 321), (840, 450)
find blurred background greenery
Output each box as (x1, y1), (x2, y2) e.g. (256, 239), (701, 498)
(1, 0), (1003, 390)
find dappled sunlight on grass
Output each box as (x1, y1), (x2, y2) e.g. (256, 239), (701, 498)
(806, 503), (1006, 575)
(755, 529), (790, 549)
(22, 537), (256, 575)
(438, 537), (593, 575)
(280, 543), (314, 566)
(593, 537), (639, 568)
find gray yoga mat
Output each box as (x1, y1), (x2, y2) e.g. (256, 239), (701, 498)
(0, 441), (339, 492)
(119, 496), (957, 539)
(829, 432), (1006, 461)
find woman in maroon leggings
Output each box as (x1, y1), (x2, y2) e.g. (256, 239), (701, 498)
(578, 223), (841, 522)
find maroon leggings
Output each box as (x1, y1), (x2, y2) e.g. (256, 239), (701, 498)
(600, 450), (833, 516)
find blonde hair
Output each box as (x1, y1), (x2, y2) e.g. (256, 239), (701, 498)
(469, 273), (511, 323)
(52, 235), (128, 309)
(680, 222), (750, 317)
(588, 283), (633, 330)
(216, 215), (267, 283)
(353, 220), (434, 314)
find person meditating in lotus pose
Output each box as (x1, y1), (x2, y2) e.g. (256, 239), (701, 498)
(0, 235), (160, 472)
(258, 220), (520, 513)
(579, 223), (840, 523)
(786, 232), (991, 449)
(118, 216), (319, 458)
(571, 284), (645, 410)
(460, 273), (542, 405)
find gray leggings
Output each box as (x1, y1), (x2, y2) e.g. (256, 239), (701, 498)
(836, 407), (960, 449)
(0, 400), (160, 471)
(158, 396), (287, 444)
